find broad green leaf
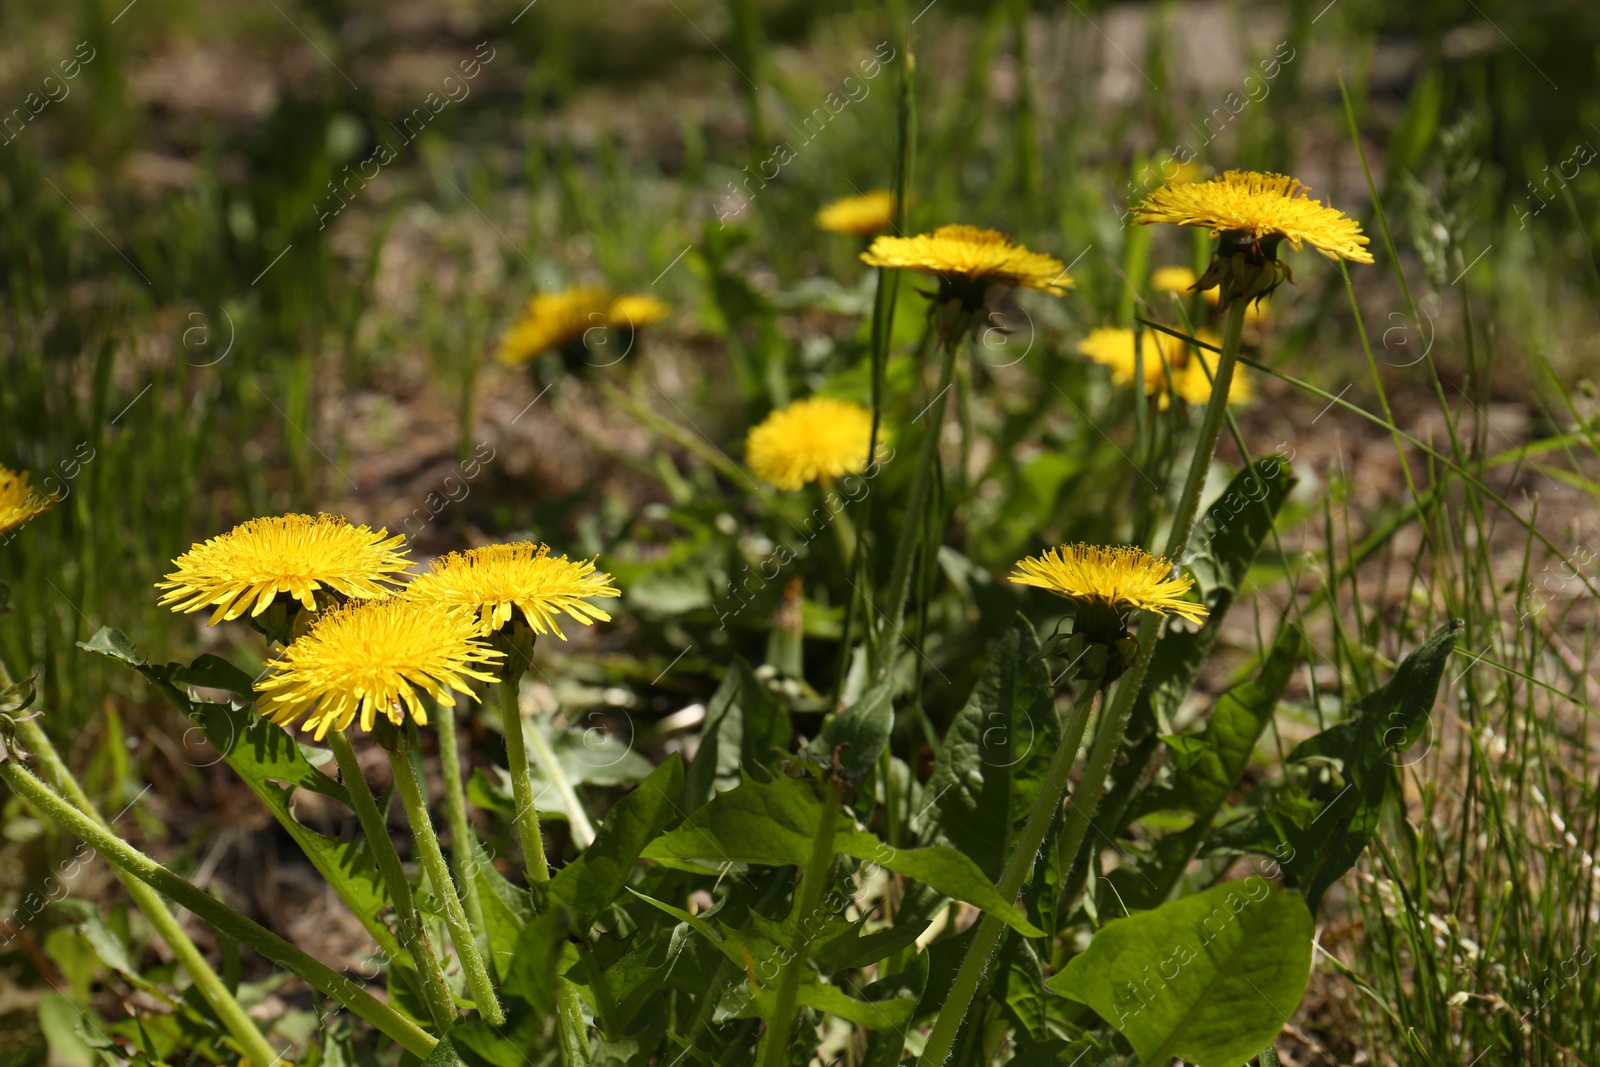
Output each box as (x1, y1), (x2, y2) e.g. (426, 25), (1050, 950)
(475, 861), (534, 983)
(809, 682), (894, 782)
(1115, 623), (1302, 910)
(77, 626), (144, 666)
(811, 917), (930, 975)
(1206, 620), (1462, 911)
(1048, 879), (1313, 1067)
(451, 1010), (546, 1067)
(641, 773), (1042, 935)
(193, 704), (401, 958)
(1007, 1036), (1134, 1067)
(170, 653), (258, 696)
(997, 934), (1047, 1043)
(925, 616), (1060, 881)
(1133, 455), (1295, 736)
(600, 928), (687, 1028)
(502, 905), (575, 1018)
(417, 1034), (465, 1066)
(547, 755), (684, 931)
(631, 891), (913, 1029)
(683, 657), (790, 809)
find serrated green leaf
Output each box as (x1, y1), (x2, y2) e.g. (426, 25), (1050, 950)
(170, 654), (257, 696)
(925, 616), (1060, 882)
(810, 683), (893, 782)
(1134, 456), (1295, 735)
(77, 627), (146, 666)
(683, 657), (790, 809)
(1048, 880), (1313, 1067)
(502, 905), (575, 1017)
(1115, 623), (1303, 910)
(1204, 620), (1462, 912)
(641, 773), (1042, 935)
(811, 917), (929, 975)
(547, 755), (684, 931)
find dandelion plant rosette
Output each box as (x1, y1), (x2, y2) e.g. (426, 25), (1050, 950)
(746, 396), (879, 492)
(156, 513), (411, 633)
(1134, 170), (1373, 306)
(254, 597), (502, 741)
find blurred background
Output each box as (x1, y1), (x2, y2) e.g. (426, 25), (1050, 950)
(3, 0), (1599, 1062)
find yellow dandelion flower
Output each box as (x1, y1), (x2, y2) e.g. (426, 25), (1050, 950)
(1135, 170), (1373, 262)
(816, 190), (894, 236)
(1077, 327), (1187, 395)
(746, 396), (878, 492)
(860, 225), (1071, 306)
(1173, 348), (1254, 407)
(404, 542), (620, 639)
(1150, 265), (1198, 293)
(1010, 543), (1207, 625)
(606, 294), (670, 330)
(1135, 171), (1372, 306)
(498, 287), (610, 366)
(1077, 327), (1249, 409)
(255, 598), (503, 740)
(157, 514), (411, 626)
(0, 466), (54, 537)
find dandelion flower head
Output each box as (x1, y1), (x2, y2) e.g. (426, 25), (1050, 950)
(1010, 543), (1207, 625)
(1134, 170), (1374, 264)
(0, 466), (54, 537)
(746, 396), (879, 492)
(860, 225), (1071, 305)
(404, 542), (620, 639)
(255, 598), (502, 740)
(157, 514), (411, 625)
(816, 190), (894, 236)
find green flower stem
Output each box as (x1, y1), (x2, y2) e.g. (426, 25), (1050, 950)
(0, 757), (437, 1058)
(11, 719), (280, 1067)
(915, 685), (1102, 1067)
(523, 711), (594, 849)
(875, 317), (964, 677)
(496, 664), (550, 884)
(759, 781), (841, 1067)
(576, 939), (625, 1036)
(432, 706), (487, 947)
(490, 640), (595, 1061)
(1049, 296), (1247, 903)
(386, 744), (505, 1026)
(327, 730), (457, 1031)
(557, 980), (593, 1065)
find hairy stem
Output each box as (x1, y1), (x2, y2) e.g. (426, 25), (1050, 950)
(328, 730), (456, 1030)
(915, 686), (1102, 1067)
(1052, 297), (1248, 906)
(876, 318), (963, 677)
(433, 704), (487, 947)
(387, 744), (505, 1026)
(13, 718), (282, 1067)
(497, 664), (550, 884)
